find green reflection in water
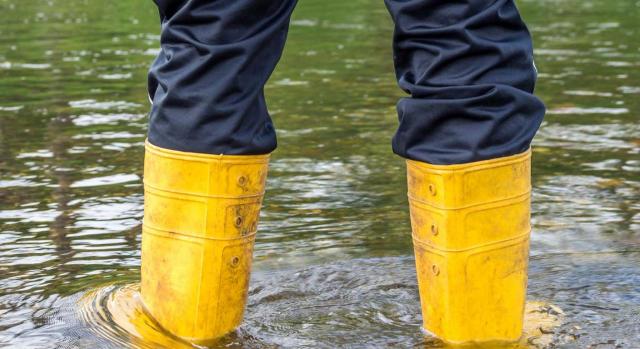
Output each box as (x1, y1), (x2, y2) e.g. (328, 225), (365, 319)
(0, 0), (638, 347)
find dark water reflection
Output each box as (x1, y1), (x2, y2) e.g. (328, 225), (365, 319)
(0, 0), (638, 347)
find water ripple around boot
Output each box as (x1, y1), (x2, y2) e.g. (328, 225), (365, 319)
(78, 257), (564, 349)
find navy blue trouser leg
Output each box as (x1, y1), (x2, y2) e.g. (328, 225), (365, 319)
(384, 0), (545, 164)
(147, 0), (544, 164)
(147, 0), (297, 155)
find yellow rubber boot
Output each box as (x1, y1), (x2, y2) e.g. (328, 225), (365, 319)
(140, 141), (269, 343)
(407, 150), (532, 344)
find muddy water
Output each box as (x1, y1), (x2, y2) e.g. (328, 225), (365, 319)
(0, 0), (638, 348)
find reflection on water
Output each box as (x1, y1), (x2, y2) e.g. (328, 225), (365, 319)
(0, 0), (638, 347)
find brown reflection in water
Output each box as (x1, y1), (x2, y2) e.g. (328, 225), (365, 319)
(47, 114), (75, 259)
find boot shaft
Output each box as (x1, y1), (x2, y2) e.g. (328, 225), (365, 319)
(141, 141), (269, 342)
(408, 150), (532, 343)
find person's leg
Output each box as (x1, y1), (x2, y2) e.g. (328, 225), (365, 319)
(148, 0), (296, 155)
(141, 0), (297, 342)
(384, 0), (544, 343)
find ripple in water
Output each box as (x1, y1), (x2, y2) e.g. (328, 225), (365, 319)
(78, 258), (563, 349)
(79, 284), (196, 349)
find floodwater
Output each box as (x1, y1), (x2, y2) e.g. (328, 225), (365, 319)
(0, 0), (638, 348)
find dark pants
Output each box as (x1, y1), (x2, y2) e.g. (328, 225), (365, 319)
(147, 0), (544, 165)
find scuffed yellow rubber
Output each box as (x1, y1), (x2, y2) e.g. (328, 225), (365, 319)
(407, 149), (532, 344)
(140, 140), (269, 343)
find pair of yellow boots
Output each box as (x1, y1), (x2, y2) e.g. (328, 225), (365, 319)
(141, 141), (532, 345)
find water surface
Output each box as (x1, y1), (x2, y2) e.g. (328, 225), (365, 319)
(0, 0), (638, 348)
